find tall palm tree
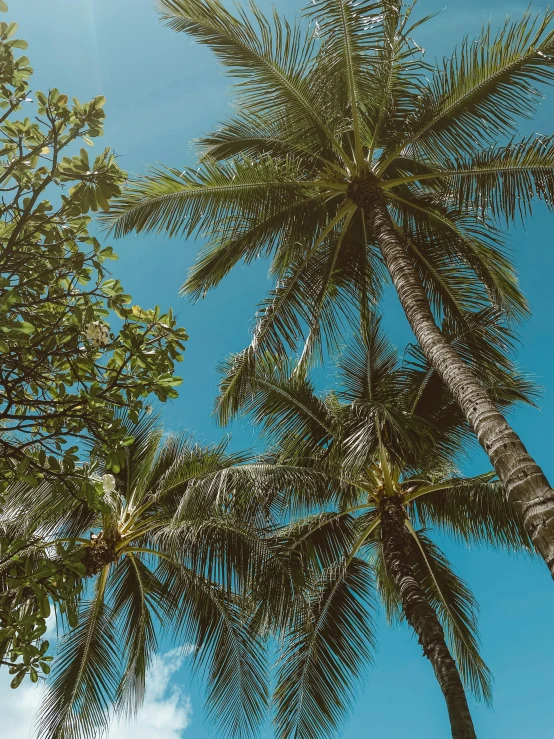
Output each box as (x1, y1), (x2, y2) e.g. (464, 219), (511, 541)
(1, 415), (278, 739)
(105, 0), (554, 575)
(224, 313), (535, 739)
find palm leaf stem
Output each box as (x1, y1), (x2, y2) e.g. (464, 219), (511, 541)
(404, 520), (478, 661)
(345, 515), (381, 566)
(376, 425), (394, 494)
(405, 473), (496, 503)
(335, 0), (364, 168)
(377, 8), (554, 173)
(124, 547), (172, 561)
(296, 208), (355, 369)
(290, 504), (377, 551)
(382, 165), (554, 189)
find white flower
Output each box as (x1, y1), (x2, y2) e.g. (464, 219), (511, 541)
(101, 474), (116, 494)
(144, 404), (153, 416)
(85, 321), (110, 348)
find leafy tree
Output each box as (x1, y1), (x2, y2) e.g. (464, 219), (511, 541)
(0, 5), (187, 498)
(0, 414), (278, 739)
(106, 0), (554, 576)
(220, 313), (535, 739)
(0, 508), (83, 688)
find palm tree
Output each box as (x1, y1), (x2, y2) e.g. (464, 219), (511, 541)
(225, 313), (535, 739)
(1, 415), (277, 739)
(105, 0), (554, 575)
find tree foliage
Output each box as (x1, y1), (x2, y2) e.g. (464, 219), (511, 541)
(0, 5), (187, 497)
(220, 313), (535, 739)
(101, 0), (554, 391)
(0, 413), (275, 738)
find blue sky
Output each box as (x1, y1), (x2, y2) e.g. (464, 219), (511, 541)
(8, 0), (554, 736)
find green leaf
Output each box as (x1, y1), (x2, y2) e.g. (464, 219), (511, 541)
(10, 671), (25, 689)
(12, 321), (35, 334)
(21, 475), (39, 487)
(275, 558), (376, 739)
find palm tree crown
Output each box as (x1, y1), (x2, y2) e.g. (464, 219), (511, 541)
(105, 0), (554, 579)
(2, 415), (273, 739)
(105, 0), (554, 348)
(228, 313), (534, 739)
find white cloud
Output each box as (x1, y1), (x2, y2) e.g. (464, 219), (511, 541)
(0, 647), (192, 739)
(0, 612), (58, 739)
(0, 676), (43, 739)
(110, 648), (193, 739)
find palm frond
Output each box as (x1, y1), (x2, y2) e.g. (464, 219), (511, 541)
(386, 190), (529, 323)
(197, 110), (341, 170)
(103, 156), (311, 239)
(110, 554), (165, 718)
(157, 0), (341, 155)
(106, 410), (164, 502)
(335, 320), (443, 469)
(337, 313), (399, 403)
(412, 477), (533, 551)
(365, 2), (432, 156)
(157, 560), (268, 739)
(160, 514), (263, 594)
(278, 510), (360, 573)
(2, 478), (96, 540)
(144, 435), (246, 515)
(401, 309), (537, 460)
(213, 244), (350, 423)
(296, 210), (358, 370)
(217, 351), (334, 447)
(274, 557), (376, 739)
(439, 135), (554, 223)
(384, 8), (554, 162)
(407, 528), (493, 704)
(183, 191), (330, 300)
(38, 569), (120, 739)
(305, 0), (391, 164)
(248, 532), (310, 635)
(172, 460), (348, 523)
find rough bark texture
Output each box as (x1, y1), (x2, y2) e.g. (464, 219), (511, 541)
(364, 193), (554, 577)
(380, 495), (477, 739)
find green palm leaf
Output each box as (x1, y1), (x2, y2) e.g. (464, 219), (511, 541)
(386, 191), (529, 322)
(157, 560), (268, 739)
(381, 8), (554, 163)
(38, 569), (119, 739)
(184, 191), (331, 300)
(440, 136), (554, 223)
(157, 0), (340, 155)
(274, 557), (376, 739)
(110, 554), (164, 718)
(104, 156), (311, 239)
(413, 477), (532, 551)
(304, 0), (388, 165)
(218, 353), (333, 446)
(406, 528), (493, 704)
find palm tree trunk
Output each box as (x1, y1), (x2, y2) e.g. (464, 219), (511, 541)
(380, 495), (477, 739)
(367, 197), (554, 577)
